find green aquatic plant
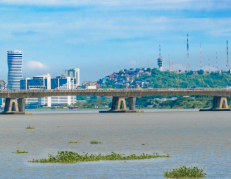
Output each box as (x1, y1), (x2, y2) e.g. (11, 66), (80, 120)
(26, 125), (35, 129)
(29, 151), (170, 163)
(90, 141), (101, 144)
(15, 150), (28, 153)
(164, 166), (206, 178)
(69, 141), (78, 143)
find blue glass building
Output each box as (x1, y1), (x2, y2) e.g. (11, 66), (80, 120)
(7, 50), (23, 90)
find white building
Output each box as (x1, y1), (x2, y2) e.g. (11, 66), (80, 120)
(67, 68), (80, 87)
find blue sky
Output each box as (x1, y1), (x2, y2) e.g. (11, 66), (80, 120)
(0, 0), (231, 82)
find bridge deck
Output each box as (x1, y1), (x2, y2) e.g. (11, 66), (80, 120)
(0, 88), (231, 98)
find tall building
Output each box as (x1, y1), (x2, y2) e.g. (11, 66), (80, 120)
(20, 74), (76, 107)
(51, 75), (76, 105)
(7, 50), (23, 90)
(20, 74), (51, 107)
(67, 68), (80, 87)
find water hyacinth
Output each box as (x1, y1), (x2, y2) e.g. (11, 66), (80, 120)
(90, 141), (101, 144)
(15, 150), (28, 153)
(164, 166), (206, 178)
(25, 125), (35, 129)
(29, 151), (170, 163)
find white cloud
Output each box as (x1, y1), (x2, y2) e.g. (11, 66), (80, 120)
(27, 61), (49, 70)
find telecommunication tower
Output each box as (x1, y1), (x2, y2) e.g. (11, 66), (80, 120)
(208, 58), (210, 73)
(172, 61), (173, 71)
(157, 45), (163, 71)
(216, 51), (218, 71)
(187, 34), (190, 71)
(227, 39), (229, 71)
(200, 42), (202, 70)
(169, 55), (171, 71)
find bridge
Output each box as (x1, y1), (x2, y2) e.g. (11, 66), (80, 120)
(0, 88), (231, 114)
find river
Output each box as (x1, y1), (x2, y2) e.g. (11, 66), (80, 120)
(0, 109), (230, 178)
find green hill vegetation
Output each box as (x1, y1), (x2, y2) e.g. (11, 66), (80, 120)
(134, 69), (231, 109)
(75, 70), (231, 109)
(136, 69), (231, 88)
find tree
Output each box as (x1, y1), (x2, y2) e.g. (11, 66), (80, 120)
(187, 71), (193, 75)
(90, 96), (97, 100)
(77, 96), (87, 100)
(197, 69), (204, 75)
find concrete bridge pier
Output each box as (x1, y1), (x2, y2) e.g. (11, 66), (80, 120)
(200, 96), (231, 111)
(1, 98), (31, 114)
(99, 97), (143, 113)
(18, 98), (26, 112)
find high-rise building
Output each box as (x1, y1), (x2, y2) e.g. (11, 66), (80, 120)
(20, 74), (76, 107)
(7, 50), (23, 90)
(20, 74), (51, 107)
(67, 68), (80, 87)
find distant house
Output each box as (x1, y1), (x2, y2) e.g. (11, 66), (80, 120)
(193, 71), (198, 75)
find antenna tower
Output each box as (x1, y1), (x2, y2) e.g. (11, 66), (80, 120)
(159, 45), (161, 57)
(169, 55), (171, 71)
(208, 58), (210, 73)
(187, 34), (190, 71)
(227, 39), (229, 71)
(216, 51), (218, 71)
(200, 42), (202, 70)
(172, 61), (173, 71)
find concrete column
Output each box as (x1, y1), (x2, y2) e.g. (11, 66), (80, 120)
(18, 98), (25, 112)
(4, 98), (19, 112)
(111, 97), (126, 111)
(111, 97), (119, 111)
(128, 97), (136, 110)
(4, 98), (11, 112)
(118, 97), (126, 110)
(212, 96), (229, 109)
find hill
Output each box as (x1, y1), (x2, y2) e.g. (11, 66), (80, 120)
(135, 69), (231, 88)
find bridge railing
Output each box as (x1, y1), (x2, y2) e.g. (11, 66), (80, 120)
(0, 88), (231, 93)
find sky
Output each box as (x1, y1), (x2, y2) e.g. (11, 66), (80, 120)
(0, 0), (231, 83)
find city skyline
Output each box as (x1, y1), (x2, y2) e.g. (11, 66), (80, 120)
(0, 0), (231, 82)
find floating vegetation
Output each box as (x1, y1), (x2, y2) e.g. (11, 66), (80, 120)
(26, 125), (35, 129)
(29, 151), (170, 163)
(90, 141), (102, 144)
(69, 141), (78, 143)
(164, 166), (206, 178)
(15, 150), (28, 154)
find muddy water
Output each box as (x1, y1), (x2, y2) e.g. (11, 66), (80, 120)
(0, 110), (230, 178)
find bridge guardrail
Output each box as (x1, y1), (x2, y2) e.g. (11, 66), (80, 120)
(1, 88), (231, 93)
